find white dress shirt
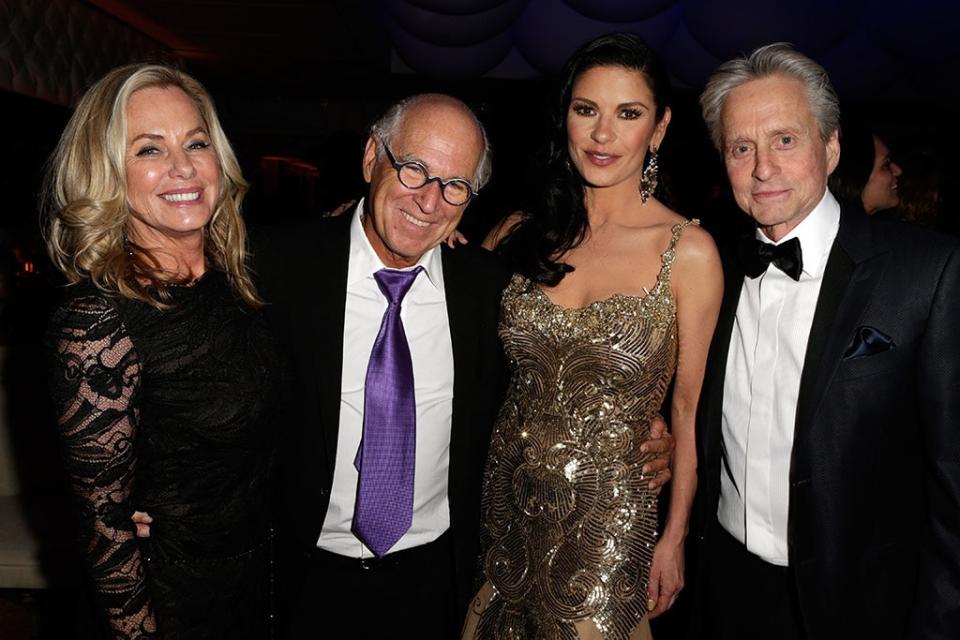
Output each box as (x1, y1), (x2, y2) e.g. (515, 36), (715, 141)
(718, 190), (841, 565)
(317, 200), (454, 557)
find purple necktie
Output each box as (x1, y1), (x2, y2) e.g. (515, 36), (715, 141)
(352, 267), (422, 557)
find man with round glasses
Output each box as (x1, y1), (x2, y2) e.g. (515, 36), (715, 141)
(381, 143), (478, 207)
(359, 95), (489, 269)
(259, 94), (506, 638)
(257, 93), (675, 638)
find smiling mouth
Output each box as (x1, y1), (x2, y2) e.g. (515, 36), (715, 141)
(401, 210), (430, 228)
(162, 191), (202, 203)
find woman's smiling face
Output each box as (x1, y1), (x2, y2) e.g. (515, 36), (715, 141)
(566, 64), (670, 191)
(124, 85), (220, 246)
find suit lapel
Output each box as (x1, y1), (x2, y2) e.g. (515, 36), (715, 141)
(793, 242), (852, 436)
(794, 210), (887, 458)
(440, 245), (480, 514)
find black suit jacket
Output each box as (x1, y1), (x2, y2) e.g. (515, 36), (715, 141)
(694, 209), (960, 638)
(253, 211), (510, 623)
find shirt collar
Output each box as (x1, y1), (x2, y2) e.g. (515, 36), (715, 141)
(755, 189), (840, 279)
(348, 197), (445, 293)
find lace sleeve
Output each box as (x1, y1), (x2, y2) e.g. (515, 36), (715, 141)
(46, 293), (157, 639)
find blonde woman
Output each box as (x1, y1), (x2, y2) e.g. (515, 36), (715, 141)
(43, 64), (279, 639)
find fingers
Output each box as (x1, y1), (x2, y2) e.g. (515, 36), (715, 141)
(640, 431), (675, 455)
(648, 577), (684, 619)
(642, 454), (670, 475)
(131, 510), (153, 524)
(329, 199), (357, 217)
(662, 582), (683, 615)
(647, 467), (672, 493)
(647, 575), (660, 619)
(640, 426), (675, 492)
(649, 541), (685, 618)
(641, 451), (672, 491)
(649, 414), (668, 438)
(131, 510), (153, 539)
(446, 230), (468, 248)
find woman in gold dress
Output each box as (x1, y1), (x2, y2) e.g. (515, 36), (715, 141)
(463, 34), (723, 639)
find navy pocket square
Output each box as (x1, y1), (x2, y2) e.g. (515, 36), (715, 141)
(843, 326), (896, 359)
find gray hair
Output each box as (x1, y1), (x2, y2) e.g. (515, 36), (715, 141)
(369, 93), (493, 190)
(700, 42), (840, 151)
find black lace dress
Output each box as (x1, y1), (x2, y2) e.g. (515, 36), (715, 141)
(45, 271), (280, 639)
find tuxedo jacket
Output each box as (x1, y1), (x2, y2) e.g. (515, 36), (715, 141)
(253, 212), (510, 621)
(695, 209), (960, 639)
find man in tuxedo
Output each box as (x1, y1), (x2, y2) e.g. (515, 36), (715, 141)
(691, 44), (960, 639)
(255, 94), (675, 639)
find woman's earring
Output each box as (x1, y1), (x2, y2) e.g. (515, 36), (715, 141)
(639, 147), (659, 204)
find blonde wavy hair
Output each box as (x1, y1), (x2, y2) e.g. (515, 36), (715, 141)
(42, 63), (262, 308)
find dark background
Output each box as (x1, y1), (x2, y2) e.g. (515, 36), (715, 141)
(1, 1), (958, 637)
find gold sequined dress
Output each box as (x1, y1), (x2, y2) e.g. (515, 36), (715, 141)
(474, 220), (696, 639)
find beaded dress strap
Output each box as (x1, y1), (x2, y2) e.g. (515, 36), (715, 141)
(658, 218), (700, 288)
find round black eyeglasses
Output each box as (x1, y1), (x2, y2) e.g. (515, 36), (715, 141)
(382, 143), (478, 207)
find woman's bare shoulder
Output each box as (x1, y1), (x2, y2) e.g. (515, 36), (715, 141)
(671, 218), (722, 281)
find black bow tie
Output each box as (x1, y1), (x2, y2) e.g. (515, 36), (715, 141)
(738, 236), (803, 281)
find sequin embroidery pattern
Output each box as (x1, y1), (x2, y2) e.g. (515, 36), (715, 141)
(476, 220), (697, 639)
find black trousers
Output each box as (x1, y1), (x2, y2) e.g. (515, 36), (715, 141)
(285, 532), (458, 640)
(703, 522), (806, 640)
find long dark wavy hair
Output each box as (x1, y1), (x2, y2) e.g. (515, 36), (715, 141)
(496, 32), (672, 285)
(828, 116), (875, 215)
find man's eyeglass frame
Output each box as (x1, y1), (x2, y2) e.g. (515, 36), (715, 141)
(382, 142), (479, 207)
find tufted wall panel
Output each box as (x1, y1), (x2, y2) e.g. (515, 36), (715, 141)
(0, 0), (172, 106)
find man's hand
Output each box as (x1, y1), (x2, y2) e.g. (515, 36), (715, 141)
(444, 229), (468, 249)
(327, 199), (357, 217)
(640, 415), (675, 493)
(132, 511), (153, 538)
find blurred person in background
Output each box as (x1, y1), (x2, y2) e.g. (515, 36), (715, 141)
(828, 117), (902, 216)
(894, 147), (948, 230)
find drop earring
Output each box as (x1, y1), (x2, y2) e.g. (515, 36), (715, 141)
(639, 147), (659, 204)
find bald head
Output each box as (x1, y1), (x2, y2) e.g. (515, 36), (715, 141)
(360, 93), (489, 269)
(370, 93), (491, 190)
